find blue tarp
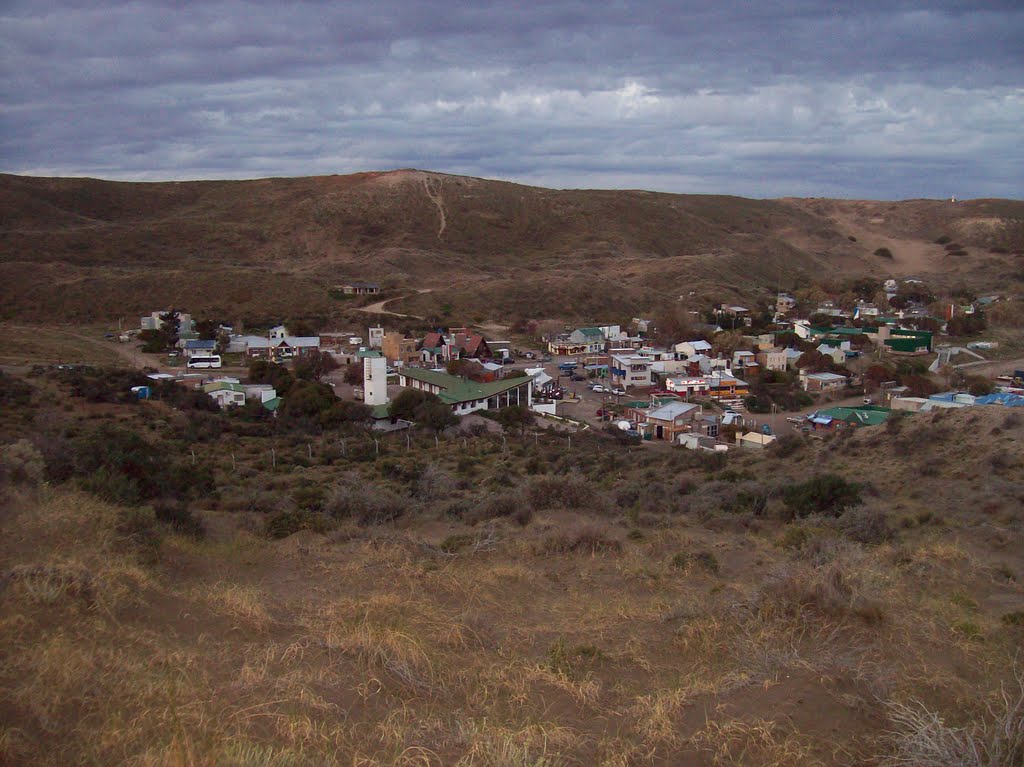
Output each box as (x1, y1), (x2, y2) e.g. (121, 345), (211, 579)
(975, 393), (1024, 407)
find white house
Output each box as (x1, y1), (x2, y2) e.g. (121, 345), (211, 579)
(801, 371), (848, 393)
(738, 432), (777, 449)
(675, 340), (712, 358)
(665, 377), (710, 397)
(202, 381), (246, 408)
(610, 354), (652, 389)
(816, 343), (847, 365)
(368, 326), (385, 348)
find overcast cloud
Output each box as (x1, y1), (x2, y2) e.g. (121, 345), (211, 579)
(2, 1), (1022, 198)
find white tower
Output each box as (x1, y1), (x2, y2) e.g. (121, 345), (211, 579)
(363, 355), (388, 406)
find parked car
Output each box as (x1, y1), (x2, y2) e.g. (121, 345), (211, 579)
(611, 387), (626, 396)
(353, 387), (364, 401)
(592, 385), (605, 393)
(863, 397), (874, 405)
(570, 374), (586, 382)
(540, 356), (552, 362)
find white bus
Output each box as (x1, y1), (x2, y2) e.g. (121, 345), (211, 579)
(187, 355), (222, 369)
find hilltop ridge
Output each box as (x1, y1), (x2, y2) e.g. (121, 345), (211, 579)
(1, 170), (1021, 323)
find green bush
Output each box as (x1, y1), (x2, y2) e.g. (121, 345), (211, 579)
(783, 474), (862, 518)
(263, 509), (332, 539)
(874, 247), (894, 259)
(0, 439), (45, 486)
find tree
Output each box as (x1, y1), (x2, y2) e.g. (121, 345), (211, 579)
(446, 358), (478, 379)
(388, 389), (432, 422)
(414, 398), (458, 433)
(495, 405), (534, 435)
(711, 329), (744, 357)
(158, 310), (182, 348)
(388, 389), (457, 433)
(342, 363), (363, 386)
(249, 359), (294, 395)
(279, 380), (336, 423)
(651, 305), (695, 346)
(287, 319), (316, 337)
(294, 350), (339, 381)
(322, 399), (372, 426)
(195, 319), (218, 341)
(215, 329), (231, 355)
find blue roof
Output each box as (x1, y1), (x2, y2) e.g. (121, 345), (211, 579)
(975, 393), (1024, 407)
(185, 339), (217, 350)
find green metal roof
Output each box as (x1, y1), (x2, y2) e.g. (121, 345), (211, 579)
(203, 382), (245, 393)
(577, 327), (605, 338)
(826, 327), (864, 336)
(399, 368), (531, 405)
(371, 403), (391, 419)
(815, 406), (891, 426)
(356, 349), (384, 358)
(262, 397), (281, 412)
(885, 338), (929, 352)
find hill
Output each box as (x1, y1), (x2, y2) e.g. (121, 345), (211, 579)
(1, 367), (1023, 765)
(1, 170), (1022, 324)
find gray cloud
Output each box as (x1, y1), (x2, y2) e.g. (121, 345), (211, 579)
(1, 1), (1022, 198)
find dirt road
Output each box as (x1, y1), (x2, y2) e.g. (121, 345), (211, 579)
(356, 289), (433, 319)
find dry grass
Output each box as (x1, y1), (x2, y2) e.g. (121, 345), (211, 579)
(691, 717), (824, 766)
(881, 669), (1024, 767)
(1, 404), (1022, 766)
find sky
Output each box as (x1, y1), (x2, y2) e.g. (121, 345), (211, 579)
(2, 1), (1022, 199)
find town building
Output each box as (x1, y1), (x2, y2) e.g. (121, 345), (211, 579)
(609, 353), (653, 389)
(396, 368), (533, 414)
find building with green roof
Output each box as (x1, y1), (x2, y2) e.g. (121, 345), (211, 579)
(397, 368), (534, 414)
(808, 405), (891, 432)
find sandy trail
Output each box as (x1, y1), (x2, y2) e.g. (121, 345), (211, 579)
(422, 177), (447, 238)
(356, 288), (433, 319)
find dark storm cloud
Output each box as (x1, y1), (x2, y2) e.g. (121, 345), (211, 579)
(2, 1), (1022, 197)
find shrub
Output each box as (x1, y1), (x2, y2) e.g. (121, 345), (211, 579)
(783, 474), (862, 518)
(874, 247), (894, 259)
(881, 684), (1024, 767)
(153, 500), (205, 539)
(0, 439), (45, 487)
(526, 473), (600, 511)
(695, 551), (720, 574)
(769, 434), (804, 458)
(323, 482), (410, 525)
(0, 372), (33, 407)
(263, 509), (332, 539)
(439, 533), (476, 554)
(838, 507), (893, 545)
(538, 522), (621, 554)
(935, 235), (952, 244)
(114, 506), (163, 564)
(761, 562), (884, 623)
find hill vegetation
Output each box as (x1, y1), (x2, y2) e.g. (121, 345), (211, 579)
(1, 366), (1023, 765)
(2, 170), (1022, 325)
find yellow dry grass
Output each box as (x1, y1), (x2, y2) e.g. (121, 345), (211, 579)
(2, 428), (1022, 767)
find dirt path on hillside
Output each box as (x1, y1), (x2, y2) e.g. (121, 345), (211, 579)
(422, 177), (447, 238)
(356, 288), (433, 319)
